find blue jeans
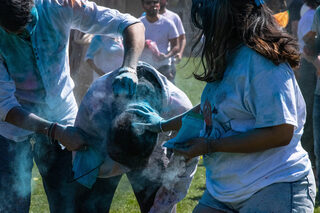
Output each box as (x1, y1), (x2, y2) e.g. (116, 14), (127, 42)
(0, 134), (77, 213)
(198, 170), (316, 213)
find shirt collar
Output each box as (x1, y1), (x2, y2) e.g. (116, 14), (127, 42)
(25, 6), (39, 35)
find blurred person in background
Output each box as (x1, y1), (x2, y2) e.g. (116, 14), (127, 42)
(288, 0), (305, 36)
(296, 0), (320, 183)
(159, 0), (186, 64)
(303, 0), (320, 202)
(140, 0), (180, 83)
(85, 35), (124, 80)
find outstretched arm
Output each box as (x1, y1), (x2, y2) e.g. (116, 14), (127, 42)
(112, 23), (145, 96)
(173, 124), (294, 159)
(5, 107), (88, 151)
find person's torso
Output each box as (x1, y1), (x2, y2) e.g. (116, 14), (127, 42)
(140, 16), (176, 68)
(200, 45), (310, 203)
(0, 0), (77, 141)
(94, 37), (124, 73)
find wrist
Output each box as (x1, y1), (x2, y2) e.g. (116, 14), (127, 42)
(118, 66), (137, 75)
(159, 119), (165, 133)
(47, 122), (59, 144)
(206, 138), (216, 154)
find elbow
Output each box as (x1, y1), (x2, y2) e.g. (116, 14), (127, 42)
(275, 124), (294, 147)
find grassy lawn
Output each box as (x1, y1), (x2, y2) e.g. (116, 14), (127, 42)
(30, 58), (320, 212)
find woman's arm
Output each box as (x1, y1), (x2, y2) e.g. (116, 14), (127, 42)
(173, 123), (294, 159)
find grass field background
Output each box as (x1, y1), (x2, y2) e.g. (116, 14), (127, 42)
(30, 58), (320, 212)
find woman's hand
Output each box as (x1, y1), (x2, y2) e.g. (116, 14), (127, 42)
(55, 125), (89, 151)
(126, 103), (164, 133)
(172, 138), (209, 159)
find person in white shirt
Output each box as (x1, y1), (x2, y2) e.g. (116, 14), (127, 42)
(85, 35), (124, 80)
(159, 0), (186, 63)
(140, 0), (179, 83)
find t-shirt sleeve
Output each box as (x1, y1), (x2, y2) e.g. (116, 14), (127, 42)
(167, 20), (179, 40)
(164, 88), (193, 117)
(245, 63), (299, 129)
(55, 0), (140, 35)
(173, 14), (185, 36)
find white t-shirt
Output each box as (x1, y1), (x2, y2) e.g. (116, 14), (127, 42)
(85, 35), (124, 79)
(162, 9), (185, 36)
(140, 16), (179, 68)
(298, 9), (315, 52)
(200, 45), (311, 203)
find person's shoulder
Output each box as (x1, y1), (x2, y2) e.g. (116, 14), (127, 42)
(159, 15), (176, 27)
(166, 9), (183, 23)
(139, 16), (147, 21)
(139, 16), (148, 25)
(164, 9), (180, 19)
(86, 71), (117, 96)
(232, 46), (291, 76)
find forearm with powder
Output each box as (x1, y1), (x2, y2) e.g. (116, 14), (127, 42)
(5, 106), (51, 135)
(207, 124), (294, 154)
(122, 23), (145, 69)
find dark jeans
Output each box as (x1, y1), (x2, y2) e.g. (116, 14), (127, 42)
(74, 169), (163, 213)
(0, 134), (76, 213)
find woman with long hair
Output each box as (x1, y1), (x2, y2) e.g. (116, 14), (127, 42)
(135, 0), (316, 212)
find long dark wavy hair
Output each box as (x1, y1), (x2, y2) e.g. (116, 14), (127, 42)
(191, 0), (300, 83)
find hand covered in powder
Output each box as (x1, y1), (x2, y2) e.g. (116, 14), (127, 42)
(126, 103), (164, 133)
(55, 125), (89, 151)
(172, 137), (209, 159)
(112, 67), (138, 97)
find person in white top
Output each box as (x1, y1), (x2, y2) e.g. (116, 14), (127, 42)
(140, 0), (179, 83)
(135, 0), (316, 212)
(85, 35), (124, 80)
(159, 0), (186, 63)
